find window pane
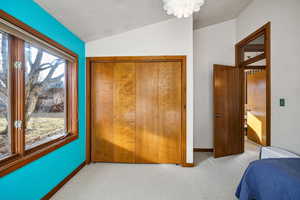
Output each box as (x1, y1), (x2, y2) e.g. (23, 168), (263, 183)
(24, 43), (66, 150)
(241, 34), (265, 63)
(0, 32), (10, 159)
(247, 58), (266, 67)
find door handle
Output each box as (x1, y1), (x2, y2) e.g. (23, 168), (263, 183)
(215, 113), (222, 118)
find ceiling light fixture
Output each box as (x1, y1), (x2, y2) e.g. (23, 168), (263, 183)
(163, 0), (205, 18)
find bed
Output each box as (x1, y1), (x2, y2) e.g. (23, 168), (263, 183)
(236, 148), (300, 200)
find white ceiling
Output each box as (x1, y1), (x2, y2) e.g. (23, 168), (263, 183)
(193, 0), (253, 30)
(35, 0), (253, 42)
(35, 0), (172, 41)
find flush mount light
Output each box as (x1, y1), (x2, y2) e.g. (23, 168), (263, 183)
(163, 0), (205, 18)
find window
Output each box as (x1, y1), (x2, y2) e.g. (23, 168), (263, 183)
(24, 43), (67, 149)
(0, 11), (78, 176)
(0, 32), (10, 160)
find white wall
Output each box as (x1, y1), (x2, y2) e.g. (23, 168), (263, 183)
(193, 19), (236, 148)
(237, 0), (300, 154)
(86, 17), (194, 163)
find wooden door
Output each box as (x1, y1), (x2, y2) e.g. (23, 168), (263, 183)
(91, 60), (182, 164)
(135, 62), (182, 163)
(246, 70), (266, 146)
(213, 65), (242, 158)
(91, 62), (136, 163)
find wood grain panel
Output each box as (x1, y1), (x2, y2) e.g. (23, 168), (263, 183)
(158, 62), (182, 163)
(246, 70), (266, 145)
(113, 63), (136, 163)
(135, 62), (159, 163)
(91, 62), (114, 162)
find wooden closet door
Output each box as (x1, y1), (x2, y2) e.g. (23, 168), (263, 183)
(92, 62), (136, 163)
(157, 62), (182, 163)
(92, 60), (182, 164)
(135, 62), (159, 163)
(91, 62), (114, 162)
(113, 63), (136, 163)
(135, 62), (182, 164)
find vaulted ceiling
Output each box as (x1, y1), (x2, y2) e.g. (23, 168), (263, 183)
(35, 0), (253, 42)
(193, 0), (253, 30)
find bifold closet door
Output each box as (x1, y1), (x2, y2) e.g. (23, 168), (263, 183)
(91, 61), (182, 164)
(92, 62), (136, 163)
(135, 62), (182, 164)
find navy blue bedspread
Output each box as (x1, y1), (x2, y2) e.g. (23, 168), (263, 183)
(236, 158), (300, 200)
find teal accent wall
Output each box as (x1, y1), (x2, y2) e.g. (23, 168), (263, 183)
(0, 1), (86, 199)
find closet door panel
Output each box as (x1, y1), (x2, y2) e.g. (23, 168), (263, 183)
(158, 62), (182, 163)
(113, 63), (136, 163)
(92, 63), (114, 162)
(135, 62), (159, 163)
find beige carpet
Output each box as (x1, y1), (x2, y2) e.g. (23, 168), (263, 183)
(52, 140), (260, 200)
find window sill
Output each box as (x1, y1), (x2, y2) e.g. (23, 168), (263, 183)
(0, 134), (78, 177)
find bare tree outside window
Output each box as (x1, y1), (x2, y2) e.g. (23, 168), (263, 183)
(24, 43), (66, 149)
(0, 11), (79, 176)
(0, 32), (10, 158)
(0, 37), (68, 157)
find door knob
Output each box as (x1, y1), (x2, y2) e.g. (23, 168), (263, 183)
(215, 114), (222, 118)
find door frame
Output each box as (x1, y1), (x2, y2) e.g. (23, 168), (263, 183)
(235, 22), (271, 151)
(85, 56), (188, 166)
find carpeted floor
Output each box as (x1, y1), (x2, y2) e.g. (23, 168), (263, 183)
(51, 140), (260, 200)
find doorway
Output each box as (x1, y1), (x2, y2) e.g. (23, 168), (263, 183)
(213, 22), (271, 157)
(237, 22), (271, 153)
(244, 68), (267, 146)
